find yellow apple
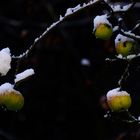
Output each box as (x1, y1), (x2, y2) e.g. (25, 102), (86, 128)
(116, 41), (136, 57)
(4, 90), (24, 111)
(0, 90), (24, 111)
(95, 23), (113, 40)
(107, 88), (131, 112)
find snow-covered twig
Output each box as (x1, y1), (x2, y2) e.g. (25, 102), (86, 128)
(131, 21), (140, 32)
(13, 0), (101, 59)
(14, 69), (35, 83)
(120, 30), (140, 41)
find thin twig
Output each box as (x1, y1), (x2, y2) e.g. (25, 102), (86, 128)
(14, 0), (110, 75)
(118, 63), (130, 89)
(131, 21), (140, 32)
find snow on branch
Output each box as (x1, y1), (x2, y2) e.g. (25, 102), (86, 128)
(110, 4), (134, 12)
(120, 30), (140, 41)
(0, 48), (11, 76)
(13, 0), (101, 59)
(13, 0), (137, 60)
(14, 68), (35, 83)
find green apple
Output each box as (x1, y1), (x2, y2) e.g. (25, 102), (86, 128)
(3, 90), (24, 111)
(107, 89), (131, 112)
(95, 23), (113, 40)
(4, 90), (24, 111)
(116, 41), (136, 57)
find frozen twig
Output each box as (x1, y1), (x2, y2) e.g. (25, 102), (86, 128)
(13, 0), (101, 59)
(120, 30), (140, 41)
(118, 63), (130, 88)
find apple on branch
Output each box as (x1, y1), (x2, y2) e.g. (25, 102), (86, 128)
(115, 34), (136, 57)
(106, 88), (132, 112)
(93, 14), (113, 40)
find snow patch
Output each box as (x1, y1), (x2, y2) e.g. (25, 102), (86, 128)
(93, 14), (112, 31)
(111, 4), (133, 12)
(65, 8), (73, 16)
(15, 68), (35, 83)
(115, 34), (134, 46)
(113, 26), (119, 32)
(107, 88), (130, 100)
(0, 48), (11, 76)
(0, 83), (14, 94)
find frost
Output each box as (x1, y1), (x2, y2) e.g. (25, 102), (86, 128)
(72, 4), (81, 12)
(15, 68), (35, 83)
(121, 30), (140, 39)
(35, 37), (39, 43)
(104, 114), (108, 118)
(64, 0), (99, 17)
(107, 88), (130, 101)
(115, 34), (134, 46)
(116, 54), (123, 59)
(126, 54), (137, 60)
(113, 26), (119, 32)
(116, 54), (138, 60)
(65, 8), (73, 16)
(0, 83), (14, 94)
(0, 48), (11, 76)
(59, 15), (63, 20)
(93, 14), (112, 31)
(111, 4), (132, 12)
(83, 3), (86, 7)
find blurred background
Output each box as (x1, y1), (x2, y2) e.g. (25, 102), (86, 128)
(0, 0), (140, 140)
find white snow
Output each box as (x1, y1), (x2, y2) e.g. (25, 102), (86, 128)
(0, 83), (14, 94)
(81, 58), (90, 66)
(15, 68), (35, 83)
(113, 26), (119, 32)
(126, 54), (137, 60)
(93, 14), (112, 31)
(111, 4), (132, 12)
(115, 34), (134, 46)
(59, 15), (63, 20)
(121, 30), (140, 40)
(71, 4), (81, 12)
(116, 54), (123, 59)
(0, 48), (11, 76)
(107, 88), (130, 100)
(65, 8), (73, 16)
(104, 114), (108, 118)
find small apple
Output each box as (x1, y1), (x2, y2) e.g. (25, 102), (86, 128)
(0, 90), (24, 111)
(95, 23), (113, 40)
(116, 41), (136, 57)
(4, 90), (24, 111)
(106, 88), (131, 112)
(115, 34), (136, 57)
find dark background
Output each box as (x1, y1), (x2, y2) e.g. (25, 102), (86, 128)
(0, 0), (140, 140)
